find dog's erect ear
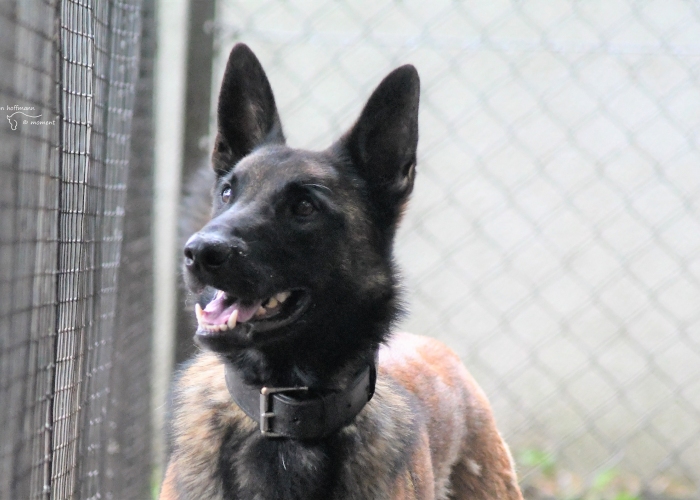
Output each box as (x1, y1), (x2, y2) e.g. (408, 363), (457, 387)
(213, 43), (285, 176)
(342, 65), (420, 211)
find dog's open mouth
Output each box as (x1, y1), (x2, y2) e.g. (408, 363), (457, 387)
(195, 288), (310, 338)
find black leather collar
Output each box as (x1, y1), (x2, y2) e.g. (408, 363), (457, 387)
(224, 353), (377, 440)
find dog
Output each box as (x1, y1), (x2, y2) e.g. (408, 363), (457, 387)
(160, 43), (523, 500)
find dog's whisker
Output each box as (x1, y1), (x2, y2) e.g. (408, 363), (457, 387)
(302, 183), (333, 194)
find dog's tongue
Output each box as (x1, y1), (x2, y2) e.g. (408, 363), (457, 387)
(202, 291), (261, 325)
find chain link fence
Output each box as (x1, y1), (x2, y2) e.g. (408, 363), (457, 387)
(0, 0), (155, 498)
(206, 1), (700, 498)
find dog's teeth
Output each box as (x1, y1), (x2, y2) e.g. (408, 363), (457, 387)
(255, 306), (266, 317)
(227, 310), (238, 329)
(195, 303), (203, 324)
(267, 297), (279, 309)
(276, 291), (290, 303)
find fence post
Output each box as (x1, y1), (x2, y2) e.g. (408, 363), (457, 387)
(175, 0), (216, 365)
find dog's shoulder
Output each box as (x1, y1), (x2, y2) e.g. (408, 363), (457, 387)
(379, 332), (485, 420)
(333, 366), (425, 498)
(378, 332), (521, 499)
(330, 333), (476, 499)
(166, 352), (255, 500)
(170, 350), (257, 443)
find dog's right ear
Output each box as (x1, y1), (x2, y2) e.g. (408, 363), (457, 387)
(213, 43), (285, 176)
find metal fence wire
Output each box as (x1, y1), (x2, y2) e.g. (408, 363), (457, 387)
(0, 0), (155, 499)
(206, 1), (700, 498)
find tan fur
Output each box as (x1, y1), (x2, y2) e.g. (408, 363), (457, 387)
(161, 333), (522, 499)
(379, 333), (522, 499)
(160, 463), (179, 500)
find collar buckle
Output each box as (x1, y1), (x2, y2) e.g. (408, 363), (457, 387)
(225, 349), (378, 440)
(259, 386), (309, 437)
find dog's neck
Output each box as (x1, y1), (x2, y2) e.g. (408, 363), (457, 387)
(222, 340), (379, 390)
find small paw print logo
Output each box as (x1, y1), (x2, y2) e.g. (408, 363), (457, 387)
(7, 111), (42, 130)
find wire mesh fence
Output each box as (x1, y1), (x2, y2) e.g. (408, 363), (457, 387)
(0, 0), (155, 498)
(206, 1), (700, 498)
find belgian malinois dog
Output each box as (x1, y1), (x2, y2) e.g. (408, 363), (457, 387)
(160, 43), (523, 500)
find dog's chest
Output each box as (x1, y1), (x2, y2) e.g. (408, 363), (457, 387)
(170, 354), (419, 500)
(218, 432), (345, 500)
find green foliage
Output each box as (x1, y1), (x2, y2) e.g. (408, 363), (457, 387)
(591, 468), (619, 491)
(519, 447), (557, 478)
(517, 449), (642, 500)
(612, 493), (640, 500)
(151, 466), (162, 500)
(589, 469), (640, 500)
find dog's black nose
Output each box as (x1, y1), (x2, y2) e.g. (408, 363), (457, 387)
(184, 234), (232, 270)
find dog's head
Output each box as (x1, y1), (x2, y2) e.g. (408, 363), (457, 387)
(184, 44), (419, 362)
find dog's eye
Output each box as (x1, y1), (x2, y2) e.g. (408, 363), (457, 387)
(221, 186), (232, 203)
(292, 197), (315, 217)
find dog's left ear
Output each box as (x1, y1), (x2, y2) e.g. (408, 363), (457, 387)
(213, 43), (285, 176)
(341, 65), (420, 218)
